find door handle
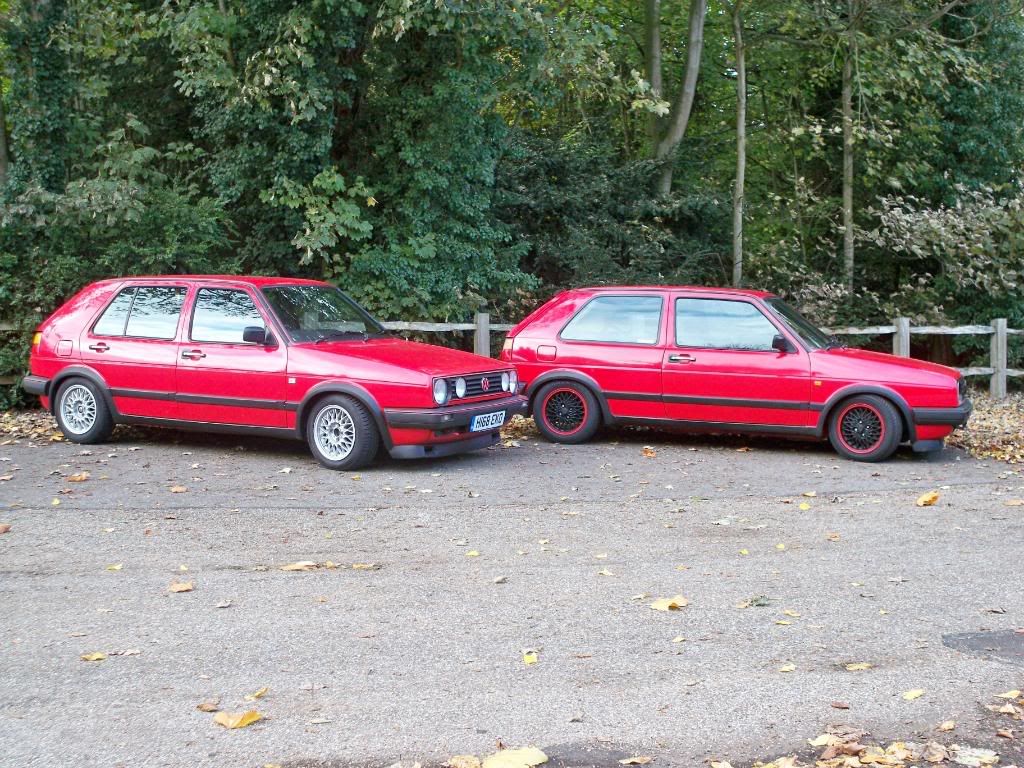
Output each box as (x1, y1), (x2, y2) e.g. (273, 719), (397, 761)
(181, 349), (206, 360)
(88, 342), (109, 352)
(668, 353), (695, 363)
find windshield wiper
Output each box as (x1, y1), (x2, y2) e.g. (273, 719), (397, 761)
(825, 334), (848, 350)
(314, 330), (368, 343)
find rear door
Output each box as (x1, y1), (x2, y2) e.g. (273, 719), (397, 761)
(175, 285), (288, 427)
(662, 295), (813, 428)
(79, 284), (187, 418)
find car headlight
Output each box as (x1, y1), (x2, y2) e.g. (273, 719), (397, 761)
(508, 369), (518, 393)
(501, 372), (510, 392)
(454, 377), (467, 399)
(432, 378), (449, 405)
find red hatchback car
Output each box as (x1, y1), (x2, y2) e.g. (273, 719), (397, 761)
(22, 276), (526, 469)
(500, 286), (972, 462)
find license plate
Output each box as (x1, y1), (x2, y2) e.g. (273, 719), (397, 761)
(470, 410), (506, 432)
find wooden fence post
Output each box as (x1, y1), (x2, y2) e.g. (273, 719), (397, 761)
(893, 317), (911, 357)
(990, 318), (1008, 400)
(473, 312), (490, 357)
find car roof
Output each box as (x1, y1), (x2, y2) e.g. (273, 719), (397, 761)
(90, 275), (329, 289)
(570, 285), (777, 299)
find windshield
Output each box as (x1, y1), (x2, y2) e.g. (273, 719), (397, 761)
(262, 285), (385, 343)
(764, 298), (831, 350)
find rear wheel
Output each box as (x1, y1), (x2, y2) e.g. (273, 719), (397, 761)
(54, 378), (113, 444)
(828, 394), (901, 462)
(533, 381), (601, 444)
(306, 395), (380, 470)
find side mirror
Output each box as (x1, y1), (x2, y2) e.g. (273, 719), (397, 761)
(772, 334), (794, 353)
(242, 326), (268, 345)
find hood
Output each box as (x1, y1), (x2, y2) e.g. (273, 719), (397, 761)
(292, 337), (507, 382)
(811, 347), (959, 386)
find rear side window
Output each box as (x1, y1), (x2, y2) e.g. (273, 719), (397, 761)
(92, 288), (136, 336)
(190, 288), (264, 343)
(560, 296), (663, 345)
(675, 298), (780, 351)
(125, 287), (186, 339)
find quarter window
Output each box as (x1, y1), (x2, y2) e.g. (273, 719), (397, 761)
(560, 296), (663, 345)
(190, 288), (265, 343)
(675, 298), (780, 351)
(92, 288), (136, 336)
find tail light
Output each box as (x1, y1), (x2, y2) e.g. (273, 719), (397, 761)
(31, 332), (42, 350)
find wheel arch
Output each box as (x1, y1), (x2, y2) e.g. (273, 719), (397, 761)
(817, 385), (916, 443)
(49, 366), (118, 419)
(525, 370), (612, 424)
(295, 382), (392, 449)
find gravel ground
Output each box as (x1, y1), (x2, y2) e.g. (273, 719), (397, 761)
(1, 414), (1022, 768)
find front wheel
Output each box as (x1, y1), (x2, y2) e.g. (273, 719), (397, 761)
(532, 381), (601, 444)
(306, 395), (380, 470)
(54, 378), (114, 444)
(828, 394), (902, 462)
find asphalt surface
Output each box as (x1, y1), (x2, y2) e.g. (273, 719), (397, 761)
(1, 421), (1022, 768)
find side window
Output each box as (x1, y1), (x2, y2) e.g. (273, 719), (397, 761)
(92, 288), (136, 336)
(676, 298), (780, 351)
(124, 287), (187, 340)
(190, 288), (265, 343)
(560, 296), (663, 345)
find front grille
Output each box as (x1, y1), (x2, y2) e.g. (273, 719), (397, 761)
(446, 372), (505, 400)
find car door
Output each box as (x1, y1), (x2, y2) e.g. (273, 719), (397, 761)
(175, 285), (289, 427)
(555, 293), (667, 420)
(662, 295), (813, 428)
(78, 283), (187, 419)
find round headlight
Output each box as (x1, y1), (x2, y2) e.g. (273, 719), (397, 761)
(454, 377), (467, 398)
(508, 369), (518, 393)
(501, 372), (510, 392)
(432, 378), (449, 405)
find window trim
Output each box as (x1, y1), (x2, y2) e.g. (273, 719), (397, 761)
(188, 286), (269, 346)
(557, 294), (665, 347)
(672, 296), (792, 353)
(89, 284), (189, 341)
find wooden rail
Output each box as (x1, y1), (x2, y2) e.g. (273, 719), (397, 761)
(1, 314), (1019, 398)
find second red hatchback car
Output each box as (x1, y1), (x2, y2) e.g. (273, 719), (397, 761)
(500, 286), (971, 462)
(23, 276), (526, 469)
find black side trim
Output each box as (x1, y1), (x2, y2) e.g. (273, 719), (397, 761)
(176, 392), (290, 410)
(913, 400), (972, 427)
(115, 415), (298, 440)
(388, 430), (501, 460)
(605, 391), (816, 411)
(604, 391), (661, 403)
(109, 387), (175, 402)
(385, 395), (527, 429)
(21, 375), (48, 397)
(610, 415), (819, 437)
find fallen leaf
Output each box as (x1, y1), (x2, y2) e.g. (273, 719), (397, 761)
(808, 734), (842, 748)
(996, 729), (1013, 739)
(803, 491), (817, 497)
(169, 580), (194, 593)
(466, 550), (480, 558)
(775, 543), (786, 550)
(951, 746), (999, 766)
(672, 636), (686, 644)
(1004, 499), (1024, 506)
(244, 686), (268, 701)
(213, 710), (262, 729)
(68, 471), (90, 482)
(618, 758), (653, 766)
(902, 688), (925, 700)
(916, 490), (940, 507)
(775, 620), (792, 626)
(738, 549), (749, 555)
(0, 524), (10, 534)
(481, 747), (548, 768)
(922, 742), (949, 763)
(280, 561), (318, 571)
(799, 502), (811, 511)
(80, 652), (107, 662)
(937, 721), (956, 732)
(778, 664), (796, 673)
(106, 563), (123, 571)
(169, 485), (188, 493)
(831, 701), (850, 709)
(826, 532), (841, 541)
(351, 562), (380, 570)
(782, 609), (801, 617)
(710, 762), (735, 768)
(522, 651), (538, 666)
(597, 569), (615, 577)
(52, 498), (60, 506)
(196, 700), (220, 712)
(649, 595), (688, 611)
(447, 757), (482, 768)
(996, 689), (1022, 698)
(641, 446), (657, 458)
(493, 576), (508, 584)
(845, 662), (873, 671)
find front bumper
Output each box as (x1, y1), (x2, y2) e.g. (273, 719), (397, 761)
(21, 374), (48, 397)
(388, 430), (502, 460)
(384, 394), (528, 430)
(913, 399), (973, 428)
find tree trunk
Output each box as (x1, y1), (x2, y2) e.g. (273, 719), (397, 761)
(731, 0), (746, 287)
(644, 0), (663, 147)
(0, 89), (9, 190)
(652, 0), (707, 197)
(841, 3), (856, 293)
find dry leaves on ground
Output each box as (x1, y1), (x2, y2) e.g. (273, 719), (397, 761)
(948, 392), (1024, 463)
(0, 523), (11, 534)
(916, 491), (940, 507)
(649, 595), (688, 611)
(80, 652), (107, 662)
(168, 580), (194, 593)
(212, 710), (262, 729)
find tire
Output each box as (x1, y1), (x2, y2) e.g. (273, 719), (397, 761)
(532, 381), (601, 444)
(306, 395), (380, 470)
(828, 394), (902, 462)
(53, 377), (114, 444)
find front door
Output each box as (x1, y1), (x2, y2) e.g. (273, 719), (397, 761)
(175, 286), (288, 427)
(662, 296), (813, 428)
(79, 284), (187, 419)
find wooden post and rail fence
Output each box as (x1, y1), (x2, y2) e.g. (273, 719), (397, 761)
(1, 313), (1020, 398)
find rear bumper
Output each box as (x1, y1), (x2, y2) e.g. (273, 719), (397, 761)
(913, 399), (972, 428)
(388, 430), (502, 460)
(384, 395), (528, 430)
(21, 374), (48, 397)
